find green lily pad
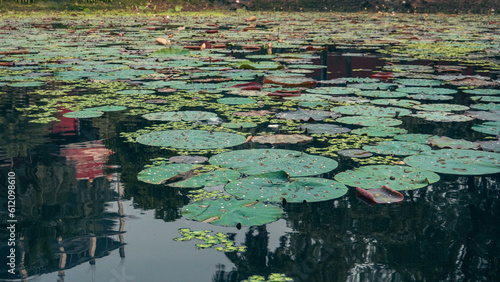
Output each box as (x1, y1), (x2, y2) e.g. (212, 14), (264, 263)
(170, 169), (241, 188)
(334, 165), (440, 190)
(356, 90), (407, 98)
(364, 141), (431, 156)
(338, 149), (373, 158)
(407, 94), (453, 101)
(404, 149), (500, 175)
(63, 110), (104, 118)
(142, 111), (218, 121)
(410, 111), (474, 122)
(465, 110), (500, 121)
(394, 134), (439, 144)
(330, 105), (411, 117)
(222, 122), (258, 129)
(464, 89), (500, 95)
(298, 124), (351, 134)
(86, 105), (127, 112)
(348, 82), (396, 90)
(225, 171), (348, 203)
(395, 78), (442, 87)
(396, 87), (457, 95)
(210, 149), (338, 177)
(470, 103), (500, 111)
(251, 134), (313, 144)
(276, 109), (340, 121)
(138, 163), (202, 184)
(370, 99), (421, 108)
(472, 121), (500, 135)
(336, 116), (402, 127)
(351, 126), (407, 137)
(298, 101), (330, 108)
(182, 198), (283, 227)
(9, 81), (45, 87)
(413, 104), (469, 112)
(137, 130), (247, 149)
(117, 89), (156, 95)
(217, 97), (256, 105)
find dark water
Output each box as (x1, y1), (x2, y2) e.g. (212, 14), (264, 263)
(0, 18), (500, 282)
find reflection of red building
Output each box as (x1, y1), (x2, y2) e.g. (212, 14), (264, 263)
(59, 141), (113, 181)
(51, 108), (78, 135)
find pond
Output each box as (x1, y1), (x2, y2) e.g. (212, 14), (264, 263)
(0, 11), (499, 282)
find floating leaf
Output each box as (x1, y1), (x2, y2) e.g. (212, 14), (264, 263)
(410, 111), (474, 122)
(338, 149), (373, 158)
(472, 121), (500, 136)
(217, 97), (256, 105)
(351, 126), (407, 137)
(364, 141), (431, 156)
(170, 169), (240, 188)
(210, 149), (338, 177)
(137, 130), (247, 149)
(356, 186), (404, 204)
(394, 134), (439, 144)
(169, 155), (208, 164)
(63, 110), (103, 118)
(251, 134), (313, 144)
(225, 171), (348, 203)
(138, 163), (202, 184)
(404, 149), (500, 175)
(330, 105), (411, 117)
(276, 109), (340, 121)
(413, 104), (469, 112)
(142, 111), (218, 121)
(336, 116), (402, 127)
(298, 124), (351, 134)
(334, 165), (440, 190)
(182, 198), (283, 227)
(428, 136), (479, 149)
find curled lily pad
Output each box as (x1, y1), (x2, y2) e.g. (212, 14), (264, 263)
(336, 116), (402, 127)
(63, 110), (103, 118)
(138, 163), (202, 184)
(352, 126), (407, 137)
(276, 109), (340, 121)
(404, 149), (500, 175)
(142, 111), (218, 121)
(137, 130), (247, 149)
(472, 121), (500, 136)
(210, 149), (338, 177)
(225, 171), (348, 203)
(170, 169), (240, 188)
(356, 186), (404, 205)
(428, 136), (479, 149)
(181, 198), (283, 227)
(478, 141), (500, 153)
(334, 165), (440, 190)
(298, 124), (351, 134)
(251, 134), (313, 144)
(363, 141), (431, 156)
(263, 75), (317, 87)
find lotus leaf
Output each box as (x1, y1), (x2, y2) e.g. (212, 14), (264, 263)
(348, 82), (396, 90)
(472, 121), (500, 136)
(298, 124), (351, 134)
(181, 198), (283, 227)
(356, 186), (404, 205)
(336, 116), (402, 127)
(263, 75), (317, 87)
(63, 110), (104, 118)
(142, 111), (218, 121)
(334, 165), (440, 190)
(276, 109), (340, 121)
(404, 149), (500, 175)
(86, 105), (127, 112)
(396, 87), (457, 95)
(284, 94), (331, 101)
(9, 81), (45, 87)
(464, 89), (500, 95)
(170, 169), (240, 188)
(356, 90), (407, 98)
(169, 155), (208, 164)
(395, 79), (442, 87)
(477, 140), (500, 153)
(137, 130), (247, 149)
(330, 105), (411, 117)
(472, 96), (500, 103)
(222, 122), (258, 129)
(351, 126), (407, 137)
(298, 101), (329, 108)
(338, 149), (373, 158)
(225, 171), (348, 203)
(464, 110), (500, 121)
(408, 94), (453, 101)
(306, 87), (355, 95)
(137, 163), (202, 184)
(470, 103), (500, 111)
(210, 149), (338, 177)
(364, 141), (431, 156)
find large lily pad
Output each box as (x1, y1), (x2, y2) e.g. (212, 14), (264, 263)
(404, 149), (500, 175)
(413, 104), (469, 112)
(410, 111), (474, 122)
(182, 198), (283, 227)
(298, 124), (351, 134)
(330, 105), (411, 117)
(210, 149), (338, 177)
(142, 111), (218, 121)
(334, 165), (440, 190)
(138, 163), (202, 184)
(472, 121), (500, 136)
(351, 126), (407, 137)
(137, 130), (247, 149)
(63, 110), (103, 118)
(251, 134), (313, 144)
(225, 171), (348, 203)
(336, 116), (402, 127)
(428, 136), (479, 149)
(364, 141), (431, 156)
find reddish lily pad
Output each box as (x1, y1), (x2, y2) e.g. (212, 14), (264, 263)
(356, 186), (404, 205)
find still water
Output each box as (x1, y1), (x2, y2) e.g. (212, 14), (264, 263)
(0, 13), (499, 282)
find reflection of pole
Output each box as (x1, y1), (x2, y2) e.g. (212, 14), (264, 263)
(117, 173), (125, 258)
(346, 56), (352, 78)
(321, 50), (328, 81)
(57, 236), (66, 282)
(18, 237), (28, 282)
